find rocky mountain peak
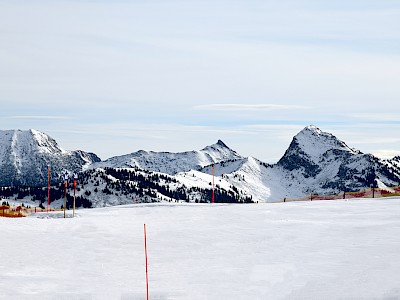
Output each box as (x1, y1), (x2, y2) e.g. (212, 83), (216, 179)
(216, 139), (228, 148)
(201, 139), (232, 151)
(302, 125), (323, 135)
(291, 125), (356, 161)
(277, 126), (358, 178)
(0, 129), (100, 186)
(29, 129), (66, 154)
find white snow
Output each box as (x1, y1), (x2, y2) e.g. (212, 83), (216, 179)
(175, 170), (232, 191)
(376, 179), (395, 192)
(1, 198), (400, 299)
(30, 129), (67, 155)
(90, 140), (242, 175)
(294, 125), (356, 163)
(79, 129), (400, 204)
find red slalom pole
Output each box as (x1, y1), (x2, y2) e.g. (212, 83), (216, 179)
(144, 224), (149, 300)
(47, 166), (51, 212)
(73, 173), (77, 217)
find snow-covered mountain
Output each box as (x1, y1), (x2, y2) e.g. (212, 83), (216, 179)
(38, 166), (251, 208)
(276, 125), (400, 194)
(1, 126), (400, 206)
(387, 156), (400, 169)
(90, 140), (242, 175)
(0, 129), (100, 186)
(194, 125), (400, 202)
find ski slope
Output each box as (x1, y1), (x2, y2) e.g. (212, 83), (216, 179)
(1, 198), (400, 299)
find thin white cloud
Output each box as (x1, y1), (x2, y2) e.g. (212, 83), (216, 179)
(243, 124), (305, 130)
(193, 104), (310, 111)
(57, 123), (251, 137)
(347, 113), (400, 121)
(372, 150), (400, 160)
(9, 116), (72, 120)
(352, 137), (400, 145)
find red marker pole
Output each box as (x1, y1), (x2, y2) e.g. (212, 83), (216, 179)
(212, 164), (215, 204)
(63, 173), (69, 218)
(64, 180), (67, 218)
(144, 224), (149, 300)
(73, 179), (76, 217)
(47, 167), (51, 212)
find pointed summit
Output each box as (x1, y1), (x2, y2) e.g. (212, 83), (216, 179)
(201, 139), (232, 151)
(216, 139), (228, 148)
(293, 125), (356, 160)
(201, 139), (239, 157)
(277, 125), (360, 177)
(297, 125), (332, 140)
(302, 125), (323, 135)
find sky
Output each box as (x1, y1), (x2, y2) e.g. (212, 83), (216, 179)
(1, 0), (400, 163)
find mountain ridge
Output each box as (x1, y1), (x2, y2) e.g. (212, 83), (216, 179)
(1, 126), (400, 206)
(89, 139), (242, 175)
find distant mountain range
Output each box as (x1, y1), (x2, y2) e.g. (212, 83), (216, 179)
(89, 139), (242, 175)
(1, 126), (400, 207)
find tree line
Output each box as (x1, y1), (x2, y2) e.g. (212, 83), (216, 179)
(0, 167), (253, 206)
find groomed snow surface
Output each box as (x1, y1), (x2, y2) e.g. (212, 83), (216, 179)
(1, 198), (400, 300)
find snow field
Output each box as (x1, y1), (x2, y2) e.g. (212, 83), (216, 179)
(1, 198), (400, 299)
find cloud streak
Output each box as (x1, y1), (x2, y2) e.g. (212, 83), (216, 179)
(8, 116), (72, 120)
(372, 150), (400, 159)
(193, 104), (310, 111)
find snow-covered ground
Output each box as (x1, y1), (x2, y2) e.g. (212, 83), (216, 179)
(1, 198), (400, 299)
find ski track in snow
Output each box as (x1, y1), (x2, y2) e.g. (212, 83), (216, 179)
(1, 198), (400, 299)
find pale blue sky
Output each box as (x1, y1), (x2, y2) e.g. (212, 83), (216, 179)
(1, 0), (400, 162)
